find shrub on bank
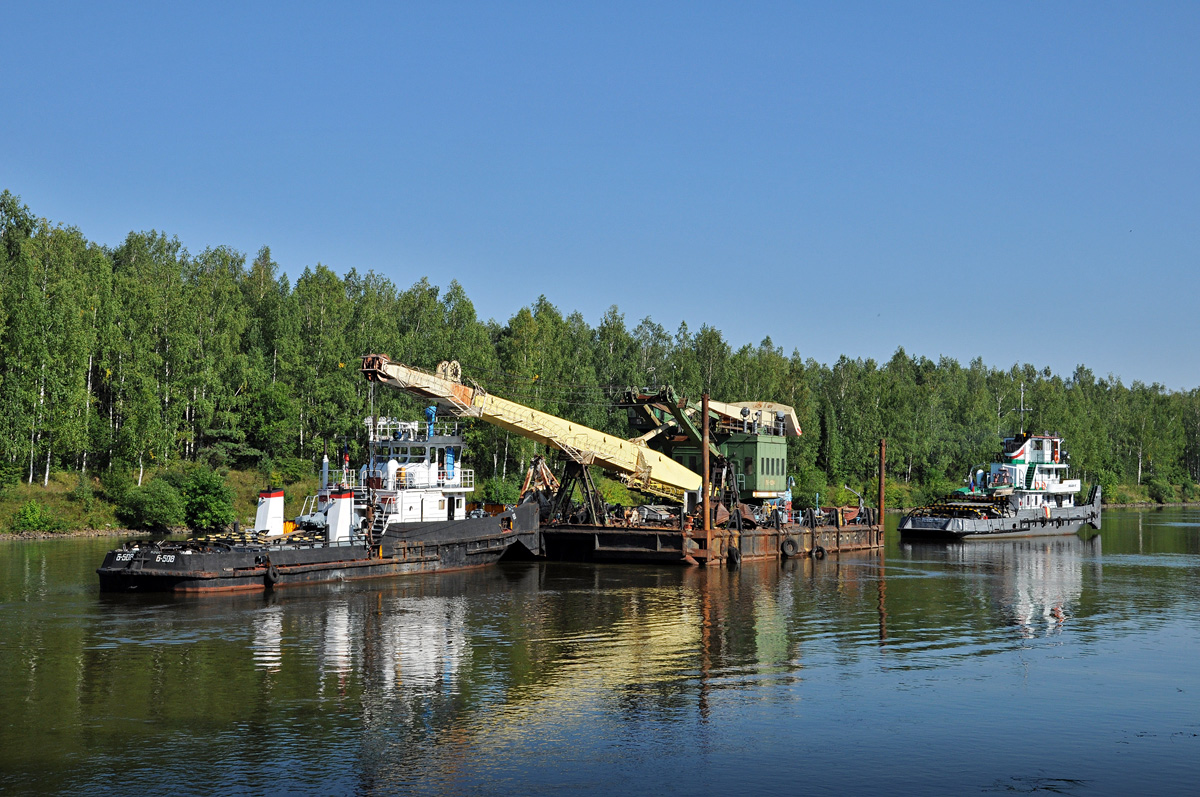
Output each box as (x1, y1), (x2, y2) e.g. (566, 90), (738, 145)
(99, 465), (136, 504)
(1182, 479), (1199, 502)
(1148, 477), (1174, 504)
(114, 465), (235, 532)
(71, 473), (95, 512)
(118, 478), (186, 531)
(180, 466), (236, 532)
(10, 500), (66, 533)
(277, 457), (314, 484)
(1096, 469), (1121, 504)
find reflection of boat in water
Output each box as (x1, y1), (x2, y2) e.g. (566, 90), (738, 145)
(97, 417), (540, 593)
(374, 595), (467, 695)
(899, 431), (1101, 541)
(903, 534), (1101, 636)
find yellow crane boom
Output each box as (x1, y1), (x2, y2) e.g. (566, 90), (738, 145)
(361, 355), (702, 500)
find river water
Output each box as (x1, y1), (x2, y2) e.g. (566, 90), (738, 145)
(2, 508), (1198, 795)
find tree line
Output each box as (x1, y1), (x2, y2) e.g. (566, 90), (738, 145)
(3, 189), (1198, 507)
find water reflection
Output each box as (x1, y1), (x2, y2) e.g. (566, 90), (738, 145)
(374, 597), (467, 695)
(4, 513), (1200, 795)
(251, 605), (283, 671)
(900, 534), (1103, 637)
(322, 599), (354, 688)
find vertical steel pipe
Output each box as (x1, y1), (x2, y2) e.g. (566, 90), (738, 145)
(878, 438), (887, 530)
(702, 393), (711, 560)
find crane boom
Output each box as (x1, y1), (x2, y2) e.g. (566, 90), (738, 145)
(361, 355), (702, 499)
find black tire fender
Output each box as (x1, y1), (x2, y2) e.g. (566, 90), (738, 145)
(812, 544), (826, 560)
(266, 564), (280, 585)
(781, 537), (799, 558)
(727, 546), (742, 569)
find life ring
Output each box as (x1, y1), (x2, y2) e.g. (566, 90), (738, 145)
(781, 538), (799, 558)
(266, 564), (280, 585)
(727, 546), (742, 569)
(812, 544), (826, 560)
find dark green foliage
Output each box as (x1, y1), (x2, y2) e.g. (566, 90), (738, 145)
(480, 477), (520, 505)
(792, 467), (827, 510)
(118, 479), (185, 531)
(1096, 469), (1121, 505)
(3, 189), (1200, 512)
(258, 455), (312, 486)
(1148, 477), (1174, 504)
(198, 435), (263, 471)
(71, 473), (94, 512)
(1182, 479), (1199, 502)
(913, 473), (957, 507)
(99, 467), (136, 503)
(10, 500), (65, 533)
(180, 466), (235, 532)
(0, 463), (20, 498)
(276, 458), (313, 484)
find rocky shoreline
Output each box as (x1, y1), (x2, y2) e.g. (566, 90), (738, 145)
(0, 527), (157, 542)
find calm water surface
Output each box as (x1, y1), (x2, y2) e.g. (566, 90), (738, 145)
(2, 508), (1199, 795)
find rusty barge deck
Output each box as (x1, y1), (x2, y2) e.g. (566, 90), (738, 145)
(541, 521), (884, 566)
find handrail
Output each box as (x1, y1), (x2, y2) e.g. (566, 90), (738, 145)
(331, 467), (476, 492)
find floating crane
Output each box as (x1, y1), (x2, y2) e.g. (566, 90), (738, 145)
(360, 355), (702, 501)
(361, 354), (885, 565)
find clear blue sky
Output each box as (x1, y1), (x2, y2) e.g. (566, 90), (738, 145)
(5, 2), (1198, 389)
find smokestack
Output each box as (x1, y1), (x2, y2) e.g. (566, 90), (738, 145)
(326, 489), (354, 543)
(254, 488), (285, 536)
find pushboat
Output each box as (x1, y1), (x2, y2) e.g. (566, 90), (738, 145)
(97, 417), (540, 592)
(898, 432), (1101, 541)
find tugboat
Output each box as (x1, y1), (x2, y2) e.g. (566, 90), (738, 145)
(97, 415), (540, 592)
(898, 431), (1101, 540)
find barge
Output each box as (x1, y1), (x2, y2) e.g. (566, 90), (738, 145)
(363, 355), (886, 567)
(97, 417), (539, 592)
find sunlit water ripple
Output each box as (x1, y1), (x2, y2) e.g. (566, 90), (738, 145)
(2, 509), (1199, 794)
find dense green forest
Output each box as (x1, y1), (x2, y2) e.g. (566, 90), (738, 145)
(2, 188), (1198, 528)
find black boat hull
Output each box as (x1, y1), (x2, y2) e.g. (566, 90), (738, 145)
(898, 499), (1101, 541)
(97, 505), (539, 593)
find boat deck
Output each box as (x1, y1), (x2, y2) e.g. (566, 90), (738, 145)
(542, 522), (884, 566)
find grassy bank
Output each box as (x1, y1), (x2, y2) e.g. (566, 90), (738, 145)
(1, 468), (1194, 537)
(0, 469), (319, 537)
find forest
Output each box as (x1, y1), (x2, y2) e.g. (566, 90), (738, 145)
(2, 189), (1199, 530)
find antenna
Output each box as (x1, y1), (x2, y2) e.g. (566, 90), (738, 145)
(1013, 382), (1033, 435)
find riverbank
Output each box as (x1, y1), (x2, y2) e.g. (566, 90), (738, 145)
(9, 500), (1199, 541)
(0, 469), (309, 539)
(0, 527), (148, 541)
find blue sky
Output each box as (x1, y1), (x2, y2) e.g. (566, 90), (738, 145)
(5, 2), (1198, 388)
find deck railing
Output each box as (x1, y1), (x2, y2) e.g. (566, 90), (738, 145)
(330, 467), (475, 492)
